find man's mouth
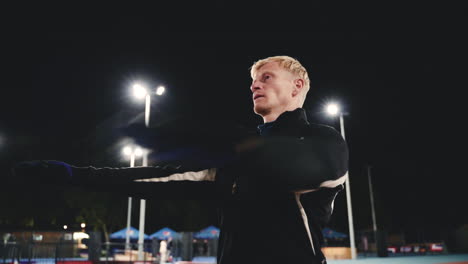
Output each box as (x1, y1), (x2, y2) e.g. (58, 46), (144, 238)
(253, 94), (265, 101)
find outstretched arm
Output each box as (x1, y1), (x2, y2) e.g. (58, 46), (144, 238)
(12, 161), (218, 199)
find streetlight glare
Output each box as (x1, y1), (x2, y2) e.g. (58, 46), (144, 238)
(134, 147), (143, 157)
(80, 223), (86, 228)
(156, 86), (165, 96)
(63, 225), (68, 230)
(326, 103), (340, 116)
(133, 83), (148, 99)
(122, 146), (132, 156)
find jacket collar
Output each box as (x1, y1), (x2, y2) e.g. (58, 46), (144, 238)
(257, 108), (309, 136)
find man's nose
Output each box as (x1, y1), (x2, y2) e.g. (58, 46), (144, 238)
(250, 80), (261, 92)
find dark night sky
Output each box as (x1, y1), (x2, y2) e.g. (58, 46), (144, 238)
(1, 3), (466, 237)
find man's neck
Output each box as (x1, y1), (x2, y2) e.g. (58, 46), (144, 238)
(262, 105), (300, 123)
(262, 112), (281, 123)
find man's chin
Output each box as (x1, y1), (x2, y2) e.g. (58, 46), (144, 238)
(253, 105), (270, 116)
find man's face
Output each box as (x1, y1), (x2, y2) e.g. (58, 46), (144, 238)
(251, 62), (296, 117)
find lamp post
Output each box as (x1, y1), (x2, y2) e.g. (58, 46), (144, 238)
(132, 82), (164, 260)
(132, 83), (165, 127)
(325, 102), (356, 259)
(122, 145), (143, 252)
(367, 165), (379, 254)
(136, 149), (151, 260)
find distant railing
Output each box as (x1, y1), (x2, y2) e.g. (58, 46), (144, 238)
(1, 241), (156, 264)
(1, 241), (89, 264)
(1, 236), (218, 264)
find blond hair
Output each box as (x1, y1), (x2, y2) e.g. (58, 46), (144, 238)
(250, 56), (310, 104)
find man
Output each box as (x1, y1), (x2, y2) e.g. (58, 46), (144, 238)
(159, 239), (168, 264)
(13, 56), (348, 264)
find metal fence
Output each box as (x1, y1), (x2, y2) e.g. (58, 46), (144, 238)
(1, 236), (218, 264)
(1, 241), (92, 264)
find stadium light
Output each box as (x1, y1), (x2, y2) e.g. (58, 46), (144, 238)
(326, 102), (340, 116)
(130, 82), (165, 260)
(156, 86), (165, 96)
(134, 147), (143, 157)
(133, 83), (148, 99)
(131, 82), (165, 127)
(121, 144), (144, 252)
(324, 101), (356, 260)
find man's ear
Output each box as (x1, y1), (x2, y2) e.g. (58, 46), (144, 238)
(292, 78), (305, 97)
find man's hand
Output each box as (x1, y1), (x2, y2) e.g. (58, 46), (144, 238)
(11, 160), (73, 185)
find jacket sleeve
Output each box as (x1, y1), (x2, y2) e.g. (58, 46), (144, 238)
(236, 125), (348, 193)
(8, 160), (217, 200)
(69, 164), (218, 199)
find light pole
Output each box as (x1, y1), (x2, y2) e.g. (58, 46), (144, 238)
(367, 165), (378, 252)
(132, 83), (165, 127)
(132, 82), (164, 260)
(122, 145), (143, 252)
(325, 102), (356, 259)
(136, 149), (151, 261)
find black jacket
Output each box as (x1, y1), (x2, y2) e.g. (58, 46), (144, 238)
(214, 108), (348, 264)
(16, 108), (348, 264)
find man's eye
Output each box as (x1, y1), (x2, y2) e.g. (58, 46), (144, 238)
(263, 75), (271, 80)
